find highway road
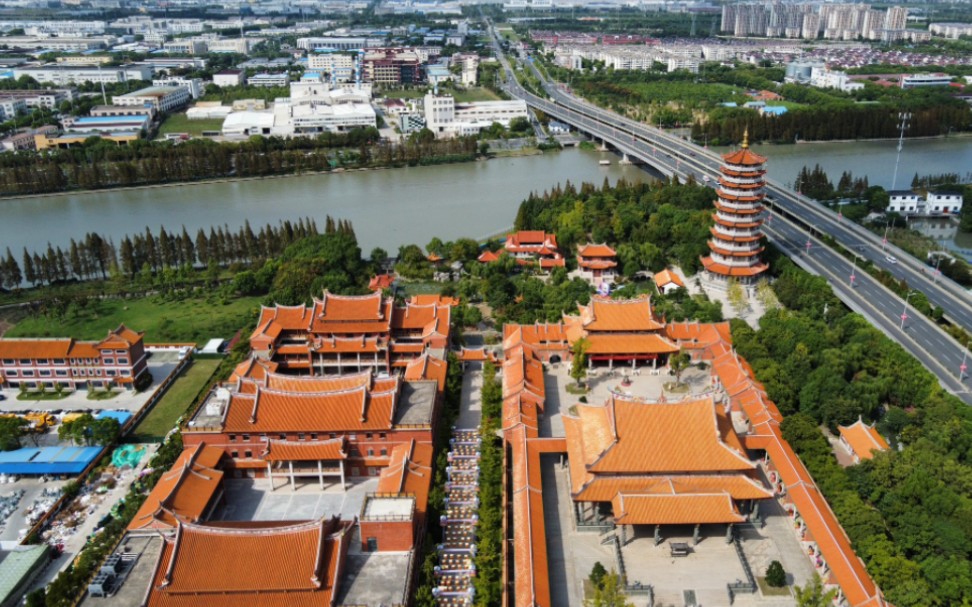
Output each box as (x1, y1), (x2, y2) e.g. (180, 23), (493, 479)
(494, 33), (972, 336)
(487, 25), (972, 403)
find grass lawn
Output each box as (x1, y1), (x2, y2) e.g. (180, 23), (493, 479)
(382, 89), (427, 100)
(402, 282), (444, 296)
(17, 392), (69, 402)
(452, 87), (502, 102)
(156, 112), (225, 138)
(6, 295), (262, 346)
(130, 358), (222, 440)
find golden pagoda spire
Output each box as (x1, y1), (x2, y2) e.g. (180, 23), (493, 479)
(741, 128), (749, 149)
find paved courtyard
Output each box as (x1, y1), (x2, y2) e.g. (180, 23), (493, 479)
(543, 364), (714, 439)
(215, 477), (379, 522)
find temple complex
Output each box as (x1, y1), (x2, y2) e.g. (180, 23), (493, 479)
(563, 295), (679, 369)
(701, 130), (770, 285)
(504, 230), (565, 270)
(249, 291), (451, 375)
(576, 243), (618, 285)
(500, 295), (891, 607)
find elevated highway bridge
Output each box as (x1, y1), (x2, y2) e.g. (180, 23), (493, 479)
(488, 26), (972, 403)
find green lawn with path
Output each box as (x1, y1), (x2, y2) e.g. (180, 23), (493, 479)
(156, 112), (226, 138)
(130, 358), (222, 440)
(6, 295), (262, 346)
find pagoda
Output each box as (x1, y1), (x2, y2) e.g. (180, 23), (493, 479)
(701, 129), (769, 285)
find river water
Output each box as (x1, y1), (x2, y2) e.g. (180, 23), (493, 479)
(0, 148), (645, 258)
(2, 138), (971, 258)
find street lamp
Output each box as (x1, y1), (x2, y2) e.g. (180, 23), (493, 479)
(961, 343), (969, 380)
(882, 217), (894, 251)
(890, 112), (911, 190)
(850, 255), (858, 288)
(900, 290), (917, 330)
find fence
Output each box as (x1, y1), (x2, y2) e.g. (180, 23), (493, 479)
(21, 348), (193, 545)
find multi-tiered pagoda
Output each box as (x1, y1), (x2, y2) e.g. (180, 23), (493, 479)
(701, 130), (770, 285)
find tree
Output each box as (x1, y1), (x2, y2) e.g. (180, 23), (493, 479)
(794, 575), (838, 607)
(589, 562), (607, 588)
(89, 417), (121, 446)
(669, 350), (691, 386)
(766, 560), (787, 587)
(586, 570), (634, 607)
(570, 338), (590, 388)
(755, 278), (779, 310)
(727, 278), (747, 315)
(0, 416), (27, 451)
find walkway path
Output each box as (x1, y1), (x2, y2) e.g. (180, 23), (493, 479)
(433, 363), (484, 607)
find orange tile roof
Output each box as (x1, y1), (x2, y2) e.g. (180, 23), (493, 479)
(368, 273), (395, 291)
(577, 243), (616, 258)
(509, 426), (551, 607)
(653, 268), (685, 288)
(251, 304), (314, 345)
(584, 333), (679, 355)
(539, 257), (566, 268)
(577, 295), (665, 332)
(575, 473), (771, 502)
(376, 439), (434, 513)
(403, 354), (448, 393)
(260, 370), (376, 393)
(838, 418), (889, 460)
(477, 250), (500, 263)
(98, 324), (144, 348)
(409, 294), (459, 307)
(457, 347), (487, 361)
(0, 338), (74, 359)
(228, 359), (278, 383)
(567, 395), (755, 477)
(665, 321), (732, 350)
(146, 517), (352, 607)
(129, 444), (224, 531)
(426, 252), (443, 262)
(612, 491), (745, 525)
(310, 335), (383, 353)
(700, 256), (770, 278)
(308, 291), (392, 334)
(221, 381), (397, 433)
(722, 146), (767, 167)
(263, 438), (347, 461)
(391, 301), (451, 336)
(506, 230), (557, 248)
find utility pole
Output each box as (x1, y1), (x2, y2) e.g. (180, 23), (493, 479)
(890, 112), (911, 190)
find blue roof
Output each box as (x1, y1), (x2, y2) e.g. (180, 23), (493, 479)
(96, 410), (132, 426)
(0, 446), (102, 475)
(762, 106), (788, 115)
(72, 116), (148, 125)
(721, 102), (738, 107)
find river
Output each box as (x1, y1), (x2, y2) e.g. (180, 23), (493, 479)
(0, 148), (645, 258)
(2, 137), (971, 259)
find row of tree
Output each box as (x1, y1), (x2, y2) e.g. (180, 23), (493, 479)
(473, 360), (504, 607)
(0, 129), (478, 196)
(0, 217), (325, 290)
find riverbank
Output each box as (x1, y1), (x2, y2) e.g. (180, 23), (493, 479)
(0, 147), (645, 265)
(0, 155), (484, 202)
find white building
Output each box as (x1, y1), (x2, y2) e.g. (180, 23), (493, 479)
(248, 73), (290, 87)
(887, 191), (921, 214)
(213, 70), (246, 87)
(112, 85), (191, 113)
(423, 93), (528, 137)
(13, 64), (152, 86)
(297, 36), (384, 51)
(307, 52), (356, 82)
(930, 22), (972, 39)
(887, 190), (963, 216)
(163, 39), (209, 55)
(926, 192), (964, 215)
(153, 77), (204, 99)
(810, 66), (864, 92)
(0, 98), (27, 121)
(901, 73), (952, 89)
